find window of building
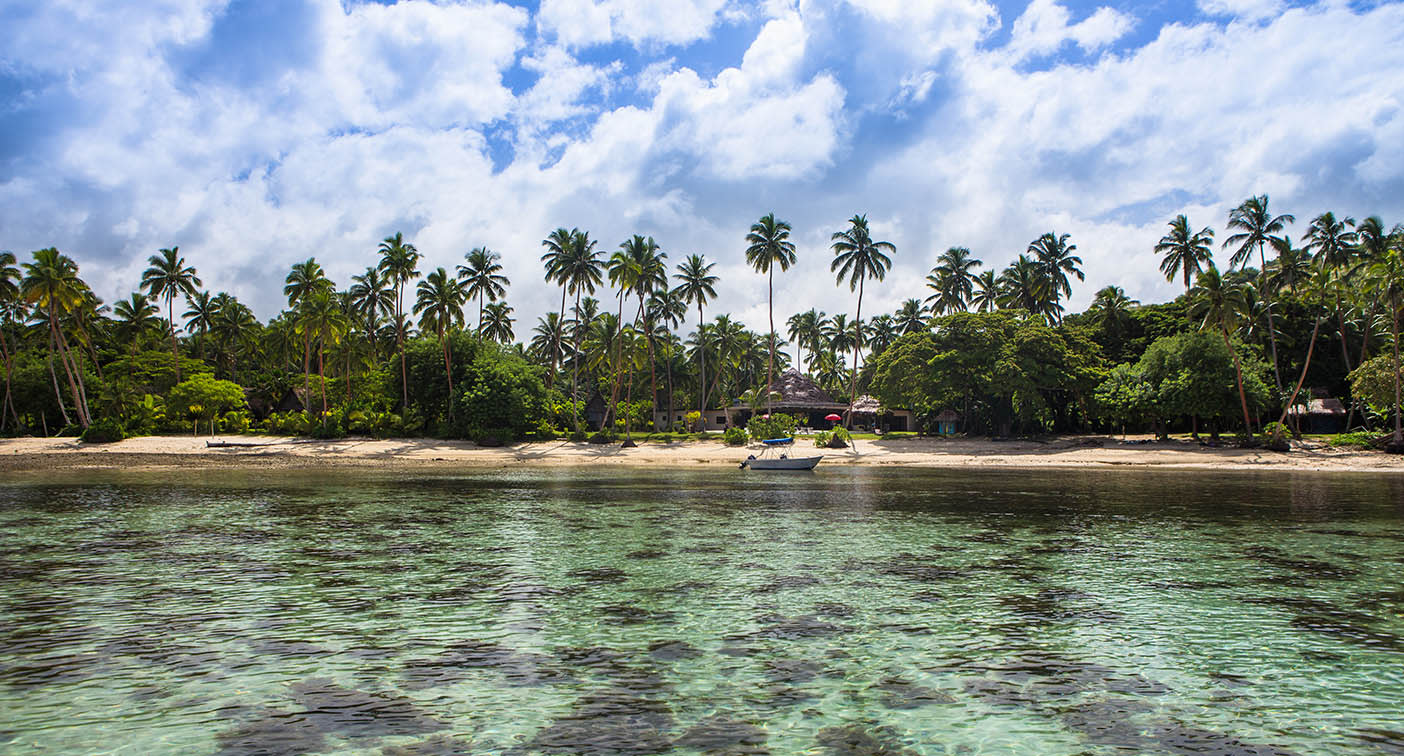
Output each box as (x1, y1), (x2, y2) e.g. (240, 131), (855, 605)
(715, 416), (725, 424)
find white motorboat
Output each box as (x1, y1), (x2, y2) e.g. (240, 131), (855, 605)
(740, 438), (823, 470)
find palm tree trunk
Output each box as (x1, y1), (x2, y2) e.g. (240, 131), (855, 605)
(1277, 313), (1324, 433)
(1392, 303), (1401, 445)
(602, 294), (626, 429)
(665, 337), (675, 433)
(345, 347), (352, 405)
(47, 344), (72, 428)
(1258, 248), (1281, 393)
(846, 276), (865, 427)
(442, 331), (454, 420)
(478, 294), (484, 339)
(303, 331), (311, 418)
(570, 290), (584, 432)
(318, 342), (327, 423)
(397, 286), (409, 411)
(646, 326), (658, 433)
(697, 304), (707, 424)
(49, 316), (86, 427)
(168, 296), (182, 383)
(1222, 326), (1253, 440)
(766, 268), (775, 414)
(549, 284), (567, 390)
(0, 326), (18, 431)
(1356, 300), (1377, 367)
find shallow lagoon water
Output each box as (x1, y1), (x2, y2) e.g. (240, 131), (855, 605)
(1, 467), (1402, 755)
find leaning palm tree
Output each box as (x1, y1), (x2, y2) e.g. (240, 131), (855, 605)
(482, 301), (515, 344)
(540, 227), (578, 390)
(21, 248), (90, 428)
(745, 213), (797, 410)
(140, 246), (201, 382)
(1224, 195), (1294, 391)
(1190, 267), (1255, 439)
(1154, 214), (1215, 294)
(377, 232), (421, 410)
(830, 215), (894, 424)
(925, 247), (981, 315)
(458, 247), (509, 337)
(413, 267), (467, 414)
(1028, 232), (1082, 321)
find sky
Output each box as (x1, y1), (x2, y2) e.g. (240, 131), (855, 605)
(2, 0), (1403, 341)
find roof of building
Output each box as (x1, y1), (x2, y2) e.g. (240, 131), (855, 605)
(727, 369), (848, 410)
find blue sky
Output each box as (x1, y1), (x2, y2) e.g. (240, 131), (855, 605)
(2, 0), (1403, 338)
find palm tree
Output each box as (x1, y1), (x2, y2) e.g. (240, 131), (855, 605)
(562, 231), (603, 429)
(458, 247), (509, 337)
(998, 254), (1053, 318)
(1303, 211), (1360, 406)
(1155, 215), (1215, 294)
(114, 292), (161, 363)
(1368, 243), (1404, 446)
(1190, 267), (1255, 438)
(626, 238), (668, 431)
(482, 301), (515, 344)
(1352, 217), (1396, 367)
(894, 299), (926, 335)
(540, 227), (578, 390)
(648, 292), (687, 430)
(1275, 267), (1332, 436)
(299, 289), (349, 421)
(830, 214), (895, 424)
(1028, 232), (1082, 321)
(183, 290), (217, 360)
(1265, 237), (1313, 296)
(785, 309), (826, 371)
(348, 266), (394, 357)
(530, 313), (564, 366)
(673, 254), (718, 418)
(377, 232), (421, 410)
(0, 252), (21, 429)
(970, 270), (1001, 312)
(284, 258), (333, 410)
(21, 248), (89, 428)
(1224, 195), (1294, 391)
(1089, 285), (1138, 334)
(140, 246), (201, 383)
(925, 247), (982, 315)
(825, 313), (858, 370)
(867, 314), (898, 355)
(414, 267), (467, 413)
(745, 213), (797, 409)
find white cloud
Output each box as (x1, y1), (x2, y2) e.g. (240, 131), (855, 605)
(1005, 0), (1135, 62)
(1197, 0), (1284, 22)
(538, 0), (732, 48)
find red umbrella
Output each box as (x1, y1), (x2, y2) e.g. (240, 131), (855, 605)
(825, 413), (842, 422)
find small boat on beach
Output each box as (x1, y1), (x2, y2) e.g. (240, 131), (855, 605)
(740, 438), (823, 471)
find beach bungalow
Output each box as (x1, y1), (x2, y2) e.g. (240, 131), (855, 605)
(934, 409), (961, 436)
(1286, 390), (1348, 434)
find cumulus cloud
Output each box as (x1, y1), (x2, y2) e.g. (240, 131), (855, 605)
(1005, 0), (1135, 62)
(537, 0), (733, 48)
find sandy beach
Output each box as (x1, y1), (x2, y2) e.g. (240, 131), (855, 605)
(1, 434), (1401, 474)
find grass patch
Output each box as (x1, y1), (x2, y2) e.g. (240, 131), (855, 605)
(1328, 431), (1378, 449)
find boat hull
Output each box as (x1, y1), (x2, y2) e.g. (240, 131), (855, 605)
(742, 455), (823, 470)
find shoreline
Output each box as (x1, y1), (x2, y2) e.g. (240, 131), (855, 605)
(2, 434), (1402, 475)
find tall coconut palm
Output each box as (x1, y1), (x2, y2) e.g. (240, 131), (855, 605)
(562, 231), (603, 429)
(745, 213), (797, 409)
(925, 247), (982, 315)
(530, 313), (564, 366)
(540, 227), (577, 390)
(1276, 267), (1332, 436)
(482, 301), (515, 344)
(626, 239), (668, 432)
(413, 267), (467, 414)
(894, 299), (927, 335)
(1155, 215), (1215, 294)
(377, 232), (421, 410)
(140, 246), (201, 383)
(114, 292), (161, 363)
(648, 291), (687, 430)
(1224, 195), (1294, 391)
(830, 214), (895, 424)
(458, 247), (509, 337)
(1028, 232), (1082, 321)
(867, 314), (897, 355)
(1352, 217), (1396, 366)
(671, 252), (718, 418)
(971, 270), (1001, 312)
(1265, 236), (1313, 296)
(21, 248), (89, 428)
(284, 258), (333, 411)
(1190, 267), (1255, 438)
(1089, 285), (1138, 334)
(998, 254), (1053, 318)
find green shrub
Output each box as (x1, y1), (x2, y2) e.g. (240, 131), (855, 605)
(532, 419), (559, 441)
(80, 418), (127, 444)
(746, 412), (798, 442)
(588, 430), (616, 444)
(311, 419), (345, 439)
(568, 429), (589, 442)
(1329, 431), (1378, 449)
(723, 426), (748, 446)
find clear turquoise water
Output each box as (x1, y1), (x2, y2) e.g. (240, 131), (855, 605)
(1, 467), (1402, 755)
